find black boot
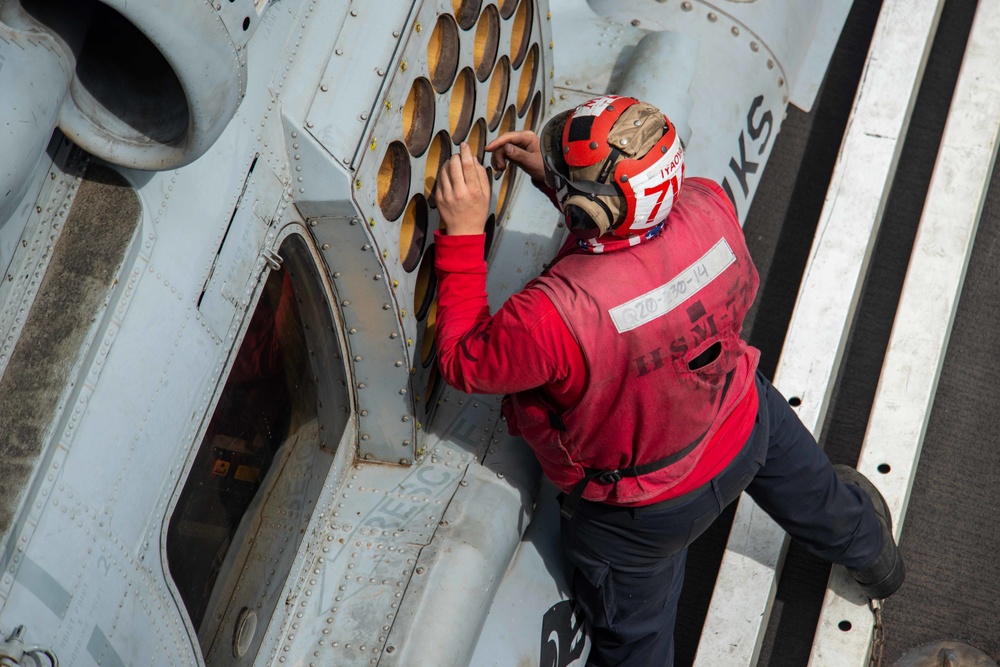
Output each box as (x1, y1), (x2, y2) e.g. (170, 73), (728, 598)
(833, 464), (906, 599)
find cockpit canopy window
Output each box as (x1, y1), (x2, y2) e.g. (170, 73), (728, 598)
(167, 234), (350, 662)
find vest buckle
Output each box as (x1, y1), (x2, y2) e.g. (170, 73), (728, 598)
(597, 470), (622, 484)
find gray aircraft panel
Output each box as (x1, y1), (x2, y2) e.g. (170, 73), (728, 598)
(306, 2), (416, 169)
(0, 141), (83, 381)
(468, 482), (588, 667)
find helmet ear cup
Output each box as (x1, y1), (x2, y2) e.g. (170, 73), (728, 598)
(563, 194), (615, 239)
(564, 204), (600, 239)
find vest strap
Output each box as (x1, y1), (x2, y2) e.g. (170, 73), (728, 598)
(559, 370), (734, 520)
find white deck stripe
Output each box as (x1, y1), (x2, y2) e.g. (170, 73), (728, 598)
(694, 1), (946, 664)
(810, 1), (1000, 662)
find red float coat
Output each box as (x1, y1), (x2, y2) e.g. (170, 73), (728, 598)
(435, 178), (760, 505)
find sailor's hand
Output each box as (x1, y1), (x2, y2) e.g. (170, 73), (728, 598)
(486, 131), (544, 182)
(437, 142), (492, 236)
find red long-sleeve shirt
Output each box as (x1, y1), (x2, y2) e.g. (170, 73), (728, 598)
(434, 181), (757, 504)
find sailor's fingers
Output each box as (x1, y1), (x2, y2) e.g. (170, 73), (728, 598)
(436, 152), (456, 201)
(436, 144), (491, 236)
(477, 154), (492, 199)
(485, 130), (539, 155)
(486, 131), (544, 181)
(460, 142), (487, 196)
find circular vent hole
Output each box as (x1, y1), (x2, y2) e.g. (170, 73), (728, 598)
(450, 68), (477, 143)
(524, 91), (542, 133)
(378, 141), (411, 221)
(429, 14), (461, 93)
(517, 43), (539, 116)
(474, 5), (500, 82)
(498, 105), (517, 140)
(453, 0), (483, 30)
(400, 195), (429, 273)
(495, 107), (517, 221)
(415, 245), (438, 321)
(468, 118), (488, 163)
(421, 301), (438, 367)
(403, 78), (435, 157)
(425, 130), (452, 205)
(487, 56), (511, 131)
(510, 0), (533, 68)
(495, 165), (516, 224)
(499, 0), (518, 20)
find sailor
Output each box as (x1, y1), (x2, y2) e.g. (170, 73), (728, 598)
(433, 95), (904, 666)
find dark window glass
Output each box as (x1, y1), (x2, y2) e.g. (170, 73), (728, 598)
(167, 235), (349, 660)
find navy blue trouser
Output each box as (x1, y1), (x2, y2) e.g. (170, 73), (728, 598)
(560, 372), (885, 667)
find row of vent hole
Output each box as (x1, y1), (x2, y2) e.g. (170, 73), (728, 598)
(432, 0), (534, 95)
(453, 0), (522, 30)
(390, 92), (541, 283)
(411, 93), (540, 390)
(400, 0), (537, 411)
(384, 47), (541, 263)
(406, 11), (540, 159)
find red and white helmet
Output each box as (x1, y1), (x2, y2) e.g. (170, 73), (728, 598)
(541, 95), (684, 250)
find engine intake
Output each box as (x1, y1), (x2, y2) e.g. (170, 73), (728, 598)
(59, 0), (247, 170)
(1, 0), (250, 182)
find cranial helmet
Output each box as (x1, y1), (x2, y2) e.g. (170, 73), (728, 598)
(540, 95), (684, 249)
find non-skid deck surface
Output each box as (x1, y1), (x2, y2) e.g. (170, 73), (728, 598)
(673, 0), (998, 664)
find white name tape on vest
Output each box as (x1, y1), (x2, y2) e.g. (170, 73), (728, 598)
(609, 239), (737, 333)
